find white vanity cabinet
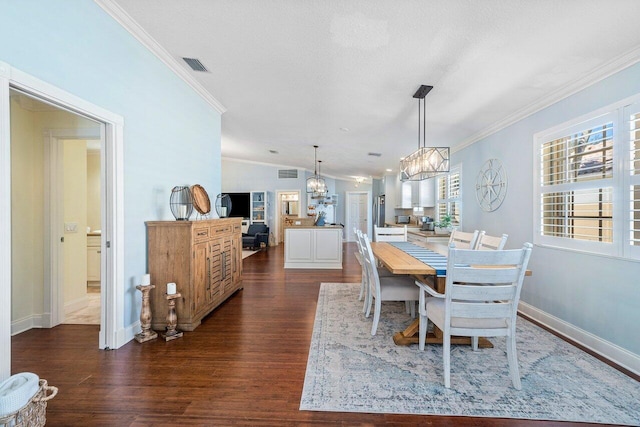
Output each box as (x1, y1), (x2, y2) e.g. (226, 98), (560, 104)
(86, 234), (101, 283)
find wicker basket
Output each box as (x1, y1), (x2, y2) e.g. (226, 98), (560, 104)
(0, 380), (57, 427)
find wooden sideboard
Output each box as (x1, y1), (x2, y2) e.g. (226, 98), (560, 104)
(146, 218), (243, 331)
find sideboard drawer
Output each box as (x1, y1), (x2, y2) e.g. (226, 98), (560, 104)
(193, 226), (211, 242)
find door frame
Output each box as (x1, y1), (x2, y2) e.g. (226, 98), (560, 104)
(345, 191), (372, 241)
(0, 62), (125, 379)
(275, 190), (301, 245)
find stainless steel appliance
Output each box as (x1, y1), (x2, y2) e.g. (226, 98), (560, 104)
(396, 215), (411, 224)
(373, 195), (385, 227)
(421, 216), (434, 231)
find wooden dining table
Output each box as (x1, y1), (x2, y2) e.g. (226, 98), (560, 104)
(370, 241), (521, 348)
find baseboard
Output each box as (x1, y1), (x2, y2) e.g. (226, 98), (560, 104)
(11, 314), (43, 336)
(519, 302), (639, 376)
(115, 321), (140, 349)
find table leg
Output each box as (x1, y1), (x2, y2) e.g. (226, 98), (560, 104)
(393, 276), (493, 348)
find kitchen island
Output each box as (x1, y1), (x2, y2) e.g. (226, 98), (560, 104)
(284, 226), (343, 269)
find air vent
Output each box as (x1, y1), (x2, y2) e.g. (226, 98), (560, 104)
(368, 152), (382, 157)
(278, 169), (298, 179)
(182, 57), (209, 72)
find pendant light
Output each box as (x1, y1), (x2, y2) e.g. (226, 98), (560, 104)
(306, 145), (327, 197)
(400, 85), (450, 181)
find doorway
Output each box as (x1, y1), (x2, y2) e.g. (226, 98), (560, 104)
(10, 90), (103, 332)
(275, 190), (301, 244)
(345, 191), (371, 242)
(1, 64), (126, 373)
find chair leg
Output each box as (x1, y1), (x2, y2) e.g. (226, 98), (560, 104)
(443, 332), (451, 388)
(418, 314), (427, 351)
(471, 336), (479, 351)
(506, 332), (522, 390)
(364, 290), (373, 318)
(410, 301), (416, 318)
(358, 272), (365, 301)
(405, 300), (411, 314)
(371, 299), (382, 335)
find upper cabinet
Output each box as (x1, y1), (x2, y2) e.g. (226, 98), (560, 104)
(411, 178), (435, 208)
(394, 174), (412, 208)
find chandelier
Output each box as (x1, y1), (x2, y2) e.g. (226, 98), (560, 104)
(306, 145), (327, 198)
(400, 85), (450, 181)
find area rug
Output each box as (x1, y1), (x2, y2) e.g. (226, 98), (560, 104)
(300, 283), (640, 425)
(242, 250), (257, 259)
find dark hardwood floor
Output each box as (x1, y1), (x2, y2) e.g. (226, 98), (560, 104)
(11, 243), (614, 426)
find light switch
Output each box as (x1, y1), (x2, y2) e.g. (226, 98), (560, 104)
(64, 222), (78, 233)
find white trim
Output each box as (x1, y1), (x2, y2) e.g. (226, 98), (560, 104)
(0, 63), (12, 380)
(519, 302), (639, 376)
(1, 63), (127, 354)
(10, 315), (44, 336)
(94, 0), (226, 114)
(454, 45), (640, 154)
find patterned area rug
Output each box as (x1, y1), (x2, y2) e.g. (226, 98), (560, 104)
(300, 283), (640, 425)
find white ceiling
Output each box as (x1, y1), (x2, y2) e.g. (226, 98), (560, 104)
(105, 0), (640, 181)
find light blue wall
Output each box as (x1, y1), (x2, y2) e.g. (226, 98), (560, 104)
(454, 62), (640, 356)
(1, 1), (222, 327)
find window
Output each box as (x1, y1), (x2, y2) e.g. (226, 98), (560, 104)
(436, 166), (461, 227)
(534, 95), (640, 259)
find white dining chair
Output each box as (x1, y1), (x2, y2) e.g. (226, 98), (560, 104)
(353, 227), (366, 302)
(374, 225), (407, 242)
(415, 242), (532, 389)
(448, 229), (480, 249)
(476, 232), (508, 250)
(361, 233), (420, 335)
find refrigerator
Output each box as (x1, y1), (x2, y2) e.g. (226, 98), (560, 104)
(373, 195), (385, 227)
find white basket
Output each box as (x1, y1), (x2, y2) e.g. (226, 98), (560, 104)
(0, 380), (57, 427)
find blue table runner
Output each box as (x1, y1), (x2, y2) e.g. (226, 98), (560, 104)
(389, 242), (448, 276)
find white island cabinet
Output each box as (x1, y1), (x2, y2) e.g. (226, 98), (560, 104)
(284, 227), (343, 269)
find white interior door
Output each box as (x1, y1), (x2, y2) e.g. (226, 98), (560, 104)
(346, 192), (370, 242)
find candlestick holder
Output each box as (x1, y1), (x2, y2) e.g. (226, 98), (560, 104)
(163, 292), (183, 341)
(135, 284), (158, 343)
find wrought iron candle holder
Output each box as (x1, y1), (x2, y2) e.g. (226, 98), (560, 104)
(170, 186), (193, 220)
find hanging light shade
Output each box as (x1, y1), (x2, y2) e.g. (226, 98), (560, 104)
(313, 160), (328, 198)
(306, 145), (327, 196)
(399, 85), (450, 181)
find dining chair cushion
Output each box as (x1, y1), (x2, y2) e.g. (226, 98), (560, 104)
(426, 299), (509, 330)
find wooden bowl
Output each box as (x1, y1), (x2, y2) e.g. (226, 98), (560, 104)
(190, 184), (211, 214)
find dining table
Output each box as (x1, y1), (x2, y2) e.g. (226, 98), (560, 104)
(369, 241), (531, 347)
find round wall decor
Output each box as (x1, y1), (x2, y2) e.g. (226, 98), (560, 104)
(475, 158), (507, 212)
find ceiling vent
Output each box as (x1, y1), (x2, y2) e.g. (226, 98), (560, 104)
(182, 57), (209, 72)
(368, 152), (382, 157)
(278, 169), (298, 179)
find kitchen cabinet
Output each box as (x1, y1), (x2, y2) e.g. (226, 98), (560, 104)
(86, 235), (101, 283)
(411, 178), (435, 208)
(146, 218), (243, 331)
(284, 227), (343, 269)
(395, 173), (412, 208)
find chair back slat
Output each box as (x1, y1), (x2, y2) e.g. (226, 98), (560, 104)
(452, 267), (521, 284)
(449, 283), (516, 301)
(449, 229), (480, 249)
(374, 225), (407, 242)
(476, 232), (509, 250)
(450, 301), (513, 319)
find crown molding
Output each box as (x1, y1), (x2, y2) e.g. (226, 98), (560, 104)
(94, 0), (226, 114)
(453, 45), (640, 154)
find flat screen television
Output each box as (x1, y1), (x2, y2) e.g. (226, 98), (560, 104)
(226, 192), (250, 219)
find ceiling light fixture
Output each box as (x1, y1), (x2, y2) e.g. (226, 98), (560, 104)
(307, 145), (327, 198)
(400, 85), (450, 181)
